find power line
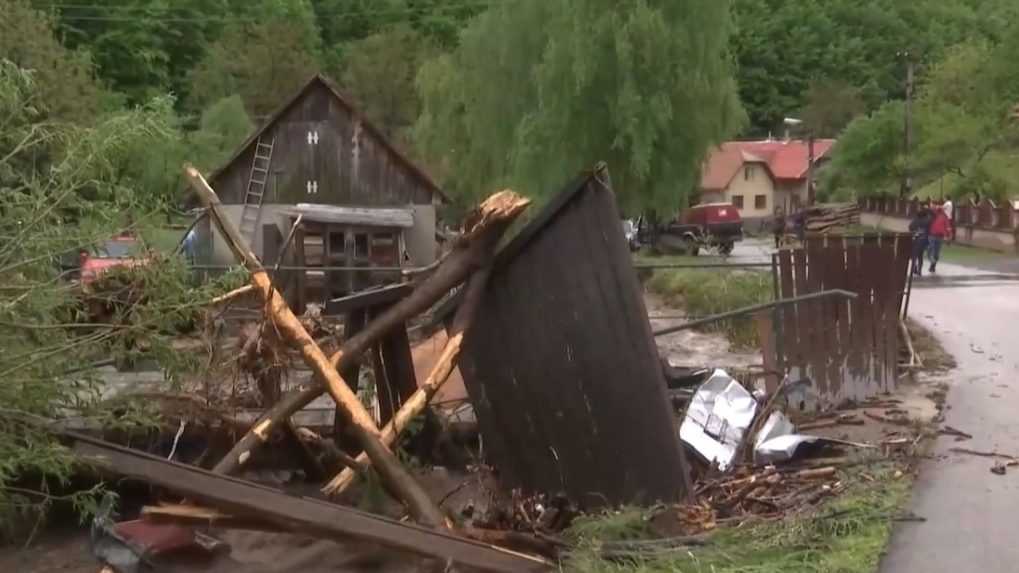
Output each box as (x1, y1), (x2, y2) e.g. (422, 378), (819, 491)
(30, 1), (493, 23)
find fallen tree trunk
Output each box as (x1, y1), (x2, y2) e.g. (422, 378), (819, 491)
(322, 266), (492, 496)
(186, 166), (445, 527)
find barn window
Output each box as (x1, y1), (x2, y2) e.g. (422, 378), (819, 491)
(354, 233), (369, 259)
(755, 195), (767, 209)
(731, 195), (744, 209)
(370, 233), (398, 265)
(744, 166), (752, 180)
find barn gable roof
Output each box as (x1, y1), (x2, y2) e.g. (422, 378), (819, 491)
(206, 74), (447, 202)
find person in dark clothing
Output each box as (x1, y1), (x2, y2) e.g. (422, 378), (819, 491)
(908, 206), (932, 276)
(772, 208), (786, 249)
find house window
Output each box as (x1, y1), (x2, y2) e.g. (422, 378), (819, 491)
(744, 166), (752, 181)
(755, 195), (768, 209)
(731, 195), (744, 209)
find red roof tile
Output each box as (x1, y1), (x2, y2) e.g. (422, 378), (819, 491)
(700, 139), (835, 191)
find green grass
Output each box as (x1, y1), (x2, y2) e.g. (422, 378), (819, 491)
(644, 264), (772, 348)
(565, 462), (912, 573)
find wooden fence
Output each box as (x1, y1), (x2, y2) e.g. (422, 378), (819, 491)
(769, 234), (912, 411)
(861, 197), (1019, 231)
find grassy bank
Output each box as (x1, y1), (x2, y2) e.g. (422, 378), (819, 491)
(566, 460), (911, 573)
(645, 265), (772, 348)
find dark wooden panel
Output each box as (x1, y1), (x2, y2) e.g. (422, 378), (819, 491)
(457, 171), (686, 506)
(69, 435), (547, 572)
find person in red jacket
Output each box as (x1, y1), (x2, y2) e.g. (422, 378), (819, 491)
(927, 205), (950, 273)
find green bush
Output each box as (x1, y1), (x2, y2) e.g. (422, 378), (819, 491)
(647, 269), (772, 348)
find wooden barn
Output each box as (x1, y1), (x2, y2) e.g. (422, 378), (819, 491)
(193, 74), (446, 298)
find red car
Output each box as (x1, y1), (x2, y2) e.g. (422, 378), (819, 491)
(657, 203), (744, 256)
(78, 233), (147, 284)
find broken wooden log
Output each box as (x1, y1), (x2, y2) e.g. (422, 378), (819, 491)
(70, 433), (549, 572)
(186, 166), (445, 527)
(322, 266), (493, 497)
(204, 180), (529, 479)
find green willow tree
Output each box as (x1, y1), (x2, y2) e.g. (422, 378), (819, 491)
(415, 0), (744, 214)
(337, 25), (435, 146)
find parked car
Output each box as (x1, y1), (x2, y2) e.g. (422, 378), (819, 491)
(656, 203), (743, 256)
(78, 233), (148, 284)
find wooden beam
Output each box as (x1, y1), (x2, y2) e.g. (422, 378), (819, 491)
(70, 434), (548, 573)
(324, 284), (413, 316)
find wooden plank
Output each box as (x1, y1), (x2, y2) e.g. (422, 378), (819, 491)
(70, 435), (547, 572)
(803, 242), (828, 403)
(377, 322), (418, 425)
(334, 308), (367, 450)
(792, 249), (813, 391)
(778, 250), (798, 372)
(324, 284), (413, 316)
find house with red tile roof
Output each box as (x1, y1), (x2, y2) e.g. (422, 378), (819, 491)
(699, 139), (836, 221)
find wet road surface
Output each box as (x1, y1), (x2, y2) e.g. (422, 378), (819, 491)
(881, 261), (1019, 572)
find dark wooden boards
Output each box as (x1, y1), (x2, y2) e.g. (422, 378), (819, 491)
(456, 167), (688, 506)
(773, 235), (910, 410)
(68, 433), (548, 573)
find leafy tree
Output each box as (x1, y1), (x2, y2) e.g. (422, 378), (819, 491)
(44, 0), (230, 105)
(821, 101), (905, 198)
(189, 94), (255, 172)
(731, 0), (1018, 136)
(1, 1), (106, 123)
(800, 79), (865, 138)
(186, 19), (320, 118)
(0, 60), (240, 527)
(337, 25), (435, 145)
(415, 0), (744, 214)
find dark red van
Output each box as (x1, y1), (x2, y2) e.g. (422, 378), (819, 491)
(658, 203), (744, 256)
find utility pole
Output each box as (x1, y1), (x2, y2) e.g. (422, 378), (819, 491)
(901, 51), (915, 198)
(806, 133), (816, 205)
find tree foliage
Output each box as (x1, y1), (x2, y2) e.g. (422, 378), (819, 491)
(0, 60), (244, 525)
(1, 1), (106, 123)
(415, 0), (744, 213)
(732, 0), (1019, 136)
(337, 24), (435, 146)
(825, 25), (1019, 201)
(186, 19), (319, 118)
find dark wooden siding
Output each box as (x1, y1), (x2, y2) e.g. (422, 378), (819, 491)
(211, 82), (432, 206)
(457, 168), (688, 507)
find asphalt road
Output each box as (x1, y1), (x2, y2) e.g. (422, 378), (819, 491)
(881, 261), (1019, 572)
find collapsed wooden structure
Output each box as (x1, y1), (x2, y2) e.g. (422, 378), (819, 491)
(450, 166), (691, 506)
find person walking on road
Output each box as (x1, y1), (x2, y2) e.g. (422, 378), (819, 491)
(772, 207), (786, 249)
(942, 197), (955, 242)
(909, 205), (932, 276)
(928, 205), (950, 273)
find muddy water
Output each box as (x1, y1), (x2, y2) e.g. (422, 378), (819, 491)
(645, 292), (762, 370)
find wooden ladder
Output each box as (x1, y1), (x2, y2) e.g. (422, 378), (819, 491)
(239, 136), (275, 247)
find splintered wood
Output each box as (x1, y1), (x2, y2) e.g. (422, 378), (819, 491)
(691, 465), (845, 524)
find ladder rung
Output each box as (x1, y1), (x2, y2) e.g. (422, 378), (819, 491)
(250, 179), (266, 186)
(252, 166), (268, 173)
